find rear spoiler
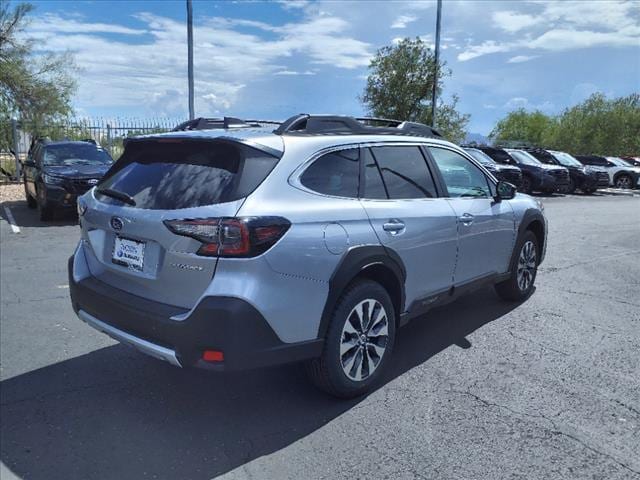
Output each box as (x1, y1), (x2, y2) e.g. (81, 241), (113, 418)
(122, 135), (283, 158)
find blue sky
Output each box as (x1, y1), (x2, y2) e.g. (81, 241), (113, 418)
(26, 0), (640, 135)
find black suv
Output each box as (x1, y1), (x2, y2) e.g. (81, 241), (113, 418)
(524, 148), (608, 194)
(474, 146), (569, 194)
(462, 147), (523, 189)
(23, 140), (113, 220)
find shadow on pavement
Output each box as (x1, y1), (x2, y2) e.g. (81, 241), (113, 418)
(0, 287), (522, 480)
(0, 200), (77, 228)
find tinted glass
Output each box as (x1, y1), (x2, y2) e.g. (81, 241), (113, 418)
(550, 151), (582, 167)
(370, 146), (437, 199)
(464, 148), (495, 165)
(362, 148), (388, 199)
(97, 140), (278, 210)
(44, 144), (113, 166)
(429, 147), (491, 198)
(507, 150), (541, 166)
(300, 148), (359, 198)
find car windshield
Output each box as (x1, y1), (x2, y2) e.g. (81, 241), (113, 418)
(550, 151), (582, 167)
(464, 148), (495, 165)
(607, 157), (632, 167)
(43, 144), (113, 166)
(506, 150), (541, 166)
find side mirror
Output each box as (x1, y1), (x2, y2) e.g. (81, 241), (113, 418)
(496, 181), (517, 200)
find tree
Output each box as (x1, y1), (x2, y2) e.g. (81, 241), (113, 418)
(0, 1), (77, 149)
(489, 109), (556, 147)
(360, 37), (469, 143)
(549, 93), (640, 156)
(489, 93), (640, 155)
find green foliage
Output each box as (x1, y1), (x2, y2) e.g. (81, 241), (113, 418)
(490, 93), (640, 156)
(489, 109), (557, 147)
(548, 93), (640, 156)
(0, 1), (77, 149)
(360, 37), (470, 144)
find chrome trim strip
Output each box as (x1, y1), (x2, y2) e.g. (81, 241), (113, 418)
(78, 310), (182, 367)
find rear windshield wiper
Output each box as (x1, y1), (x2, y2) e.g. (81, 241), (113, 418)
(96, 187), (136, 206)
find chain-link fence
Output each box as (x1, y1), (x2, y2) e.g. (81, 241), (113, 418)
(1, 117), (184, 181)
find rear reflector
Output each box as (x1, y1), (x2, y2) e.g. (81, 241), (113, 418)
(202, 350), (224, 362)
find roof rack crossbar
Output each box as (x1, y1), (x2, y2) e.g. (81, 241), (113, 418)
(172, 117), (265, 132)
(274, 114), (442, 138)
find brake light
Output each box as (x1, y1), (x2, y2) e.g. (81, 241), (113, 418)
(164, 217), (290, 258)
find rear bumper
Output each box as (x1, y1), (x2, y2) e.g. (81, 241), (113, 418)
(68, 256), (323, 371)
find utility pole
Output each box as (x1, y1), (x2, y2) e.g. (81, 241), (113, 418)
(187, 0), (195, 120)
(430, 0), (442, 127)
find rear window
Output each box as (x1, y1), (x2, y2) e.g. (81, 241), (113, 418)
(97, 139), (279, 210)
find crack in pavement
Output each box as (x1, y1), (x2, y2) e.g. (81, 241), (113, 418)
(454, 389), (640, 476)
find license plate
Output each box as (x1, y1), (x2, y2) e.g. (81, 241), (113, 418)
(112, 236), (145, 271)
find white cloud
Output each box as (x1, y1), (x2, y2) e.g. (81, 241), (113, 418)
(492, 11), (541, 33)
(29, 13), (147, 35)
(391, 14), (418, 29)
(504, 97), (555, 112)
(273, 70), (316, 76)
(507, 55), (539, 63)
(459, 0), (640, 61)
(25, 11), (372, 115)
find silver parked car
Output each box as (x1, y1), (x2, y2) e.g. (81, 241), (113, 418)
(69, 114), (547, 398)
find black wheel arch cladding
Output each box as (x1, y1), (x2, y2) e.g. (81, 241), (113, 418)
(318, 245), (406, 338)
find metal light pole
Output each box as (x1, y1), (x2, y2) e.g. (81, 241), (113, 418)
(430, 0), (442, 127)
(187, 0), (195, 120)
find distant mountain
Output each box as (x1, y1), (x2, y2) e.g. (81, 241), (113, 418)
(464, 132), (490, 145)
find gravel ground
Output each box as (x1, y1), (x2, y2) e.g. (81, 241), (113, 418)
(0, 184), (24, 204)
(1, 194), (639, 480)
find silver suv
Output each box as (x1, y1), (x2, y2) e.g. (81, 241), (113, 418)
(69, 114), (547, 398)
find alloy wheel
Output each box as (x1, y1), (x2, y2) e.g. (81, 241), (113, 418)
(517, 240), (537, 292)
(615, 176), (632, 189)
(340, 299), (389, 382)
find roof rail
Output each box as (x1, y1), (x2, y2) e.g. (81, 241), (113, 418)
(273, 114), (442, 138)
(172, 117), (263, 131)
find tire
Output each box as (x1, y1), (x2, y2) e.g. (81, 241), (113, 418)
(24, 180), (37, 208)
(36, 186), (54, 221)
(495, 230), (539, 302)
(521, 175), (532, 194)
(614, 174), (632, 189)
(306, 279), (396, 398)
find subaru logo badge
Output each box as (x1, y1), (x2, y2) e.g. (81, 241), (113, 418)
(110, 216), (124, 231)
(88, 179), (99, 185)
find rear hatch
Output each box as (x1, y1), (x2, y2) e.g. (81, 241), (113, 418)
(80, 136), (281, 308)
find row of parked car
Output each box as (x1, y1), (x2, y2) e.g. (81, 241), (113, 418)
(19, 127), (640, 222)
(462, 145), (640, 194)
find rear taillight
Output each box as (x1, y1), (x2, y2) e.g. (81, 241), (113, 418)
(164, 217), (290, 258)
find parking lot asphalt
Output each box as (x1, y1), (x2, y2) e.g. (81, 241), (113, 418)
(1, 193), (639, 480)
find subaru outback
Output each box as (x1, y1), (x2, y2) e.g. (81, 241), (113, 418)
(69, 115), (547, 398)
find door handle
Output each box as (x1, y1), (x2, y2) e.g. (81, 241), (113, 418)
(383, 219), (405, 234)
(459, 213), (474, 225)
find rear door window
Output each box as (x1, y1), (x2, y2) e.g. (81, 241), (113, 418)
(361, 148), (388, 199)
(369, 146), (438, 199)
(300, 148), (359, 198)
(97, 139), (279, 210)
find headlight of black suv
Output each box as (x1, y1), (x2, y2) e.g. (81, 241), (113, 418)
(42, 173), (66, 185)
